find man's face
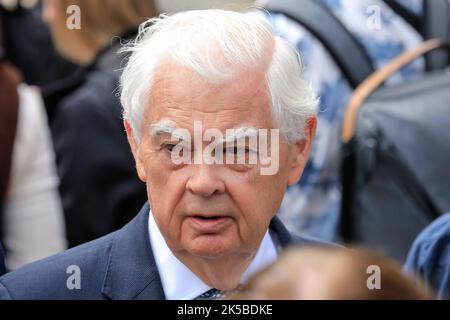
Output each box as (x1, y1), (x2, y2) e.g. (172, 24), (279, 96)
(127, 63), (314, 260)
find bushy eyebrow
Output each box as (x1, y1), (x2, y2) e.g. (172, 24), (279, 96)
(149, 120), (189, 141)
(149, 120), (259, 144)
(222, 126), (259, 144)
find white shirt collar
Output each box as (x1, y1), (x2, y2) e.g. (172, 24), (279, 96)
(149, 210), (278, 300)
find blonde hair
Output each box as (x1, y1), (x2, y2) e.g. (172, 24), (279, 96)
(230, 247), (433, 300)
(58, 0), (157, 45)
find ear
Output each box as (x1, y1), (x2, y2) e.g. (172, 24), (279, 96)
(124, 120), (147, 182)
(287, 116), (317, 186)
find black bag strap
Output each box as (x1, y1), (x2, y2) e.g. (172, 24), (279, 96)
(422, 0), (450, 70)
(383, 0), (421, 32)
(263, 0), (374, 88)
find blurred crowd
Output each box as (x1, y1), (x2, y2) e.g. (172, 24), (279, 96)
(0, 0), (449, 299)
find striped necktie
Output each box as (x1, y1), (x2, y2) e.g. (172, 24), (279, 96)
(195, 285), (242, 300)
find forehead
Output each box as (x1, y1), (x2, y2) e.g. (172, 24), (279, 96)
(146, 63), (274, 131)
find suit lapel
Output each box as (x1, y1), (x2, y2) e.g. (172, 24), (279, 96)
(102, 203), (166, 300)
(270, 216), (334, 248)
(269, 216), (295, 248)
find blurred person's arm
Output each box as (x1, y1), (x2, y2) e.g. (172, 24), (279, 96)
(51, 74), (146, 247)
(2, 85), (67, 270)
(404, 213), (450, 300)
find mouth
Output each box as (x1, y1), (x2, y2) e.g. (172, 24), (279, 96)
(187, 214), (233, 233)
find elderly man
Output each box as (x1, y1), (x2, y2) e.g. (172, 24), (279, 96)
(0, 9), (323, 300)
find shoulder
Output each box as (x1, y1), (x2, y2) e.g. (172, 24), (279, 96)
(56, 68), (121, 123)
(406, 213), (450, 270)
(51, 69), (125, 143)
(417, 213), (450, 244)
(290, 233), (329, 246)
(270, 215), (339, 249)
(0, 231), (117, 300)
(405, 213), (450, 299)
(291, 233), (340, 248)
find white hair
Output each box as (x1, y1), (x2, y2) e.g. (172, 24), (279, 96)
(120, 9), (318, 145)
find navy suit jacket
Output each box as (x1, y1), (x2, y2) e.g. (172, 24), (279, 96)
(0, 203), (328, 300)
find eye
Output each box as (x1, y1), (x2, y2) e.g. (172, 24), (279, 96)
(163, 143), (177, 153)
(225, 146), (249, 155)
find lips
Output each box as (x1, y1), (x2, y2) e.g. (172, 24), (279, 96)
(187, 214), (233, 233)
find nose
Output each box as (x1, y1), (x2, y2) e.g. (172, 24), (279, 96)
(186, 164), (226, 197)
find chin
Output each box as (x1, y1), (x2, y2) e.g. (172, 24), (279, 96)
(186, 236), (237, 259)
